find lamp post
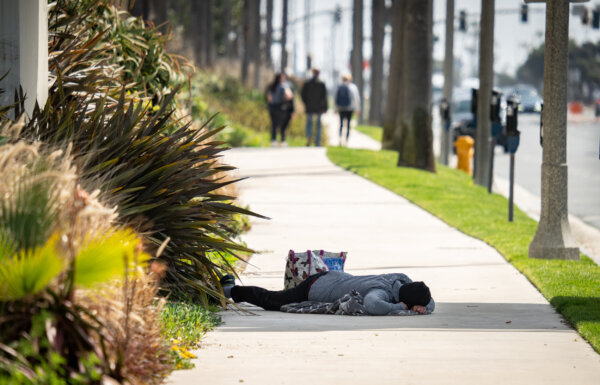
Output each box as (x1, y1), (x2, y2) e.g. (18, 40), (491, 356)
(527, 0), (587, 260)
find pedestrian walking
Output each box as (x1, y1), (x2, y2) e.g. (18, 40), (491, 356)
(335, 72), (361, 146)
(266, 73), (294, 147)
(300, 67), (328, 146)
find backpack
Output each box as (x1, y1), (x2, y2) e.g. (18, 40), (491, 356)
(336, 85), (351, 108)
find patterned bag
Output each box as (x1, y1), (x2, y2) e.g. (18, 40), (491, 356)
(283, 250), (347, 289)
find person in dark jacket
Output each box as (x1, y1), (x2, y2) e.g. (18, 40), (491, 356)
(220, 271), (434, 316)
(266, 73), (294, 147)
(300, 67), (328, 146)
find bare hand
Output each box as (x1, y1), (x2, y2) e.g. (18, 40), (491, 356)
(411, 305), (426, 314)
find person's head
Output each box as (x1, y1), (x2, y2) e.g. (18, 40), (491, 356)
(341, 72), (352, 84)
(398, 282), (431, 308)
(270, 73), (283, 92)
(311, 67), (320, 78)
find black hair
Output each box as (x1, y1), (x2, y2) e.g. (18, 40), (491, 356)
(398, 281), (431, 308)
(270, 73), (282, 93)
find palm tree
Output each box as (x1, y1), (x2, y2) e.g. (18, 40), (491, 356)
(382, 0), (405, 149)
(369, 0), (385, 125)
(252, 0), (261, 89)
(266, 0), (273, 68)
(242, 0), (250, 84)
(351, 0), (364, 122)
(395, 0), (436, 172)
(281, 0), (288, 71)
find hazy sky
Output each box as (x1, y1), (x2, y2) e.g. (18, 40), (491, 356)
(268, 0), (600, 87)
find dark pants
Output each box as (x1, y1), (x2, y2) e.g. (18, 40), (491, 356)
(269, 103), (282, 141)
(231, 272), (327, 311)
(339, 110), (353, 140)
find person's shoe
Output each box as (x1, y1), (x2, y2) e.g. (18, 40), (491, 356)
(280, 141), (288, 147)
(220, 274), (235, 298)
(271, 140), (277, 147)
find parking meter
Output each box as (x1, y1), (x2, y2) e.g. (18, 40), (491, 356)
(440, 98), (450, 123)
(505, 96), (521, 222)
(539, 103), (544, 147)
(490, 90), (502, 123)
(471, 88), (478, 116)
(490, 89), (503, 138)
(505, 96), (521, 153)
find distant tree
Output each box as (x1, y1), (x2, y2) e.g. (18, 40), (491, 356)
(129, 0), (150, 21)
(205, 0), (214, 67)
(266, 0), (273, 68)
(241, 0), (250, 84)
(382, 0), (405, 150)
(395, 0), (435, 172)
(281, 0), (288, 71)
(369, 0), (385, 125)
(351, 0), (364, 122)
(516, 44), (544, 91)
(252, 0), (261, 88)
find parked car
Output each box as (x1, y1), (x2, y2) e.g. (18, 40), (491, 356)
(450, 87), (509, 153)
(504, 84), (543, 113)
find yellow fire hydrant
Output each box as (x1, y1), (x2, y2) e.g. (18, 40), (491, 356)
(455, 135), (474, 175)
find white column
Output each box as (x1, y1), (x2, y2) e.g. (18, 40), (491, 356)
(0, 0), (48, 117)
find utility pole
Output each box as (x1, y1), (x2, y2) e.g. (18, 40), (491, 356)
(474, 0), (494, 187)
(440, 0), (455, 166)
(528, 0), (583, 260)
(304, 0), (311, 72)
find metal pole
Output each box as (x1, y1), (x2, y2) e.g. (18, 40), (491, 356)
(528, 0), (579, 260)
(509, 153), (515, 222)
(487, 138), (495, 193)
(474, 0), (494, 187)
(442, 0), (455, 166)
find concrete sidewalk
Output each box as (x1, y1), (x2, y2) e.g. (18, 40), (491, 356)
(168, 142), (599, 384)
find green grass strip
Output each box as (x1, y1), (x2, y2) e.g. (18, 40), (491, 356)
(327, 146), (600, 353)
(355, 125), (383, 142)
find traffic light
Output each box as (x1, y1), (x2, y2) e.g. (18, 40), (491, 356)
(592, 8), (599, 29)
(334, 5), (342, 23)
(459, 10), (467, 32)
(581, 6), (590, 25)
(520, 4), (528, 23)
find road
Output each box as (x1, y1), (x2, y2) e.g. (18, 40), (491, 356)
(493, 114), (600, 230)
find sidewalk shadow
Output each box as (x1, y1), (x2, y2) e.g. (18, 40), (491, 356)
(218, 302), (571, 333)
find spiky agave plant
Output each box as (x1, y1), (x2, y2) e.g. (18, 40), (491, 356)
(30, 0), (263, 302)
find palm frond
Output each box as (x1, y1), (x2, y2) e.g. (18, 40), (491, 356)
(0, 235), (64, 301)
(75, 229), (147, 288)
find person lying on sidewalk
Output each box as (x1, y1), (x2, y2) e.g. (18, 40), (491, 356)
(220, 271), (434, 316)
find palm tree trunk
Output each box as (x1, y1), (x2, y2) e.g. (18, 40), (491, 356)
(224, 0), (233, 59)
(395, 0), (436, 172)
(252, 0), (261, 89)
(281, 0), (288, 71)
(205, 0), (214, 67)
(241, 0), (250, 85)
(265, 0), (273, 68)
(190, 0), (205, 67)
(369, 0), (385, 125)
(351, 0), (364, 123)
(382, 0), (405, 149)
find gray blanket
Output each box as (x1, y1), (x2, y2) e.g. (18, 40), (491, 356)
(280, 290), (428, 316)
